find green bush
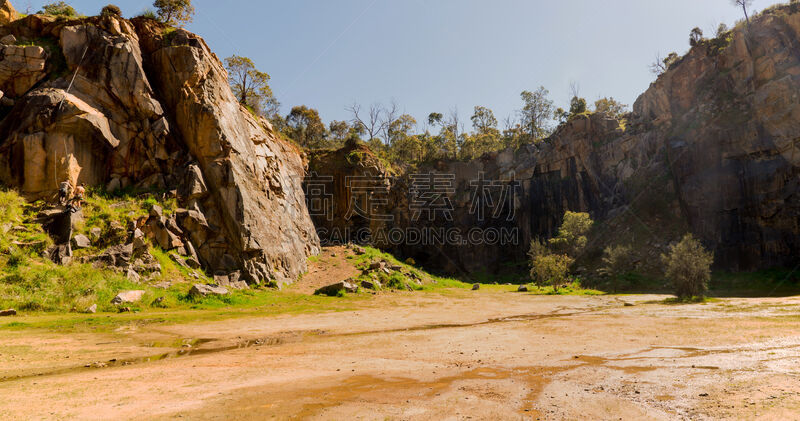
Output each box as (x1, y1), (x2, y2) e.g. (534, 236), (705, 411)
(662, 234), (714, 299)
(599, 244), (635, 292)
(530, 254), (574, 293)
(101, 4), (122, 17)
(548, 211), (593, 257)
(39, 1), (78, 17)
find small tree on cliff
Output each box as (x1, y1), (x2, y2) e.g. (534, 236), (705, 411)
(594, 97), (628, 120)
(153, 0), (194, 26)
(39, 1), (78, 17)
(689, 27), (704, 46)
(650, 52), (679, 75)
(662, 234), (714, 299)
(224, 55), (279, 119)
(732, 0), (753, 26)
(101, 4), (121, 17)
(285, 105), (327, 149)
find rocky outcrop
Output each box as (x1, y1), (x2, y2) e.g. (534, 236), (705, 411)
(0, 0), (17, 26)
(0, 8), (319, 285)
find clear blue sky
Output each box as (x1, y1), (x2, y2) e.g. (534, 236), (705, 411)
(25, 0), (780, 127)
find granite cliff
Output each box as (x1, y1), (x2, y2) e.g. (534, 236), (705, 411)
(308, 5), (800, 276)
(0, 5), (319, 285)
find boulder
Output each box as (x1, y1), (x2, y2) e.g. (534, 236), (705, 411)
(111, 290), (145, 304)
(72, 234), (91, 249)
(360, 280), (380, 290)
(96, 243), (133, 267)
(0, 309), (16, 317)
(472, 284), (480, 291)
(0, 0), (17, 25)
(84, 304), (97, 314)
(126, 268), (140, 283)
(314, 280), (358, 296)
(189, 284), (229, 298)
(89, 227), (102, 242)
(517, 285), (529, 292)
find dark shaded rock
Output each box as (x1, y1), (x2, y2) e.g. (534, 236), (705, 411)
(0, 309), (16, 317)
(314, 280), (358, 296)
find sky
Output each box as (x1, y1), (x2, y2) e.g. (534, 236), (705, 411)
(22, 0), (781, 127)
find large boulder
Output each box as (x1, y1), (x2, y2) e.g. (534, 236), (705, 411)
(0, 1), (18, 26)
(137, 24), (320, 285)
(111, 290), (145, 304)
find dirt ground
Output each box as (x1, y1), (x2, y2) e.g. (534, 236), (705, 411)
(1, 252), (799, 420)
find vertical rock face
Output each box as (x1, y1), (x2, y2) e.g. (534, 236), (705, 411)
(0, 11), (319, 284)
(134, 24), (320, 284)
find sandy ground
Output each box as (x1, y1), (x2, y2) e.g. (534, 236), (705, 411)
(2, 256), (800, 420)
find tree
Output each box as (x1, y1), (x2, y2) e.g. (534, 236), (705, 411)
(650, 52), (679, 75)
(518, 87), (554, 144)
(470, 106), (498, 134)
(224, 55), (278, 119)
(348, 103), (388, 144)
(548, 211), (593, 257)
(39, 1), (77, 16)
(569, 96), (587, 116)
(716, 23), (730, 38)
(101, 4), (121, 17)
(328, 120), (351, 146)
(599, 244), (635, 293)
(661, 234), (714, 299)
(662, 234), (714, 299)
(530, 254), (574, 293)
(153, 0), (194, 26)
(689, 27), (704, 46)
(285, 105), (326, 149)
(732, 0), (752, 25)
(594, 97), (628, 120)
(427, 112), (443, 127)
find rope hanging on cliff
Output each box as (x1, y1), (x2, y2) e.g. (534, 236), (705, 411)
(53, 45), (90, 192)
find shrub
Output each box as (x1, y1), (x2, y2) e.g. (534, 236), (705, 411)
(137, 9), (158, 19)
(530, 254), (574, 293)
(39, 1), (77, 17)
(599, 244), (635, 292)
(527, 237), (548, 261)
(661, 234), (714, 299)
(548, 211), (593, 257)
(101, 4), (121, 17)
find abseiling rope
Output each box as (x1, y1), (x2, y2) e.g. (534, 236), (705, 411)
(53, 44), (89, 191)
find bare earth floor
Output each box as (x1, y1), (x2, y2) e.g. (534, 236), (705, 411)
(1, 290), (800, 420)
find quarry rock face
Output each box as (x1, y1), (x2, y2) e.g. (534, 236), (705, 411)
(0, 10), (319, 285)
(308, 7), (800, 273)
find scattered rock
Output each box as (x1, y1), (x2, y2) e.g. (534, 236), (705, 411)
(126, 268), (141, 283)
(189, 284), (229, 298)
(623, 302), (635, 307)
(388, 264), (402, 271)
(185, 256), (201, 269)
(518, 285), (529, 292)
(89, 227), (103, 242)
(117, 307), (132, 313)
(84, 304), (97, 314)
(472, 284), (480, 291)
(152, 281), (172, 290)
(360, 280), (380, 290)
(353, 246), (366, 255)
(0, 309), (16, 317)
(314, 280), (358, 296)
(111, 290), (146, 305)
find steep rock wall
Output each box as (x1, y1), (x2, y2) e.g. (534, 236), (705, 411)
(0, 11), (319, 284)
